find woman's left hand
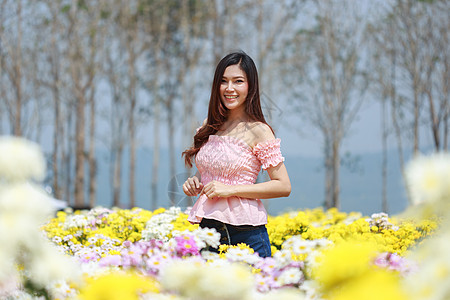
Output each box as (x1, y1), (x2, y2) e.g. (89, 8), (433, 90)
(201, 181), (233, 199)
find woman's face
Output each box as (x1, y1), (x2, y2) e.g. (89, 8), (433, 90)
(220, 64), (249, 112)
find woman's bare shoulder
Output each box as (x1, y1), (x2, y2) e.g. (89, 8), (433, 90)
(246, 122), (275, 146)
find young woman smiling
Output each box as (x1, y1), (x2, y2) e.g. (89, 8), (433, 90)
(182, 51), (291, 257)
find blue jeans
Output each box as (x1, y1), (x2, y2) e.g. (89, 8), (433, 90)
(200, 218), (272, 258)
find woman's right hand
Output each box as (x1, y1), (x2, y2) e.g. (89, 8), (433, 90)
(182, 176), (203, 196)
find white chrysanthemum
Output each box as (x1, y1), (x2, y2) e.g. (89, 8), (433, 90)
(167, 206), (182, 215)
(403, 231), (450, 300)
(79, 260), (117, 279)
(281, 235), (300, 249)
(405, 152), (450, 206)
(0, 271), (21, 298)
(366, 212), (399, 231)
(195, 227), (221, 248)
(0, 187), (81, 290)
(0, 247), (16, 283)
(283, 236), (316, 255)
(0, 183), (54, 222)
(252, 288), (306, 300)
(160, 260), (205, 293)
(273, 249), (293, 269)
(225, 247), (261, 265)
(142, 208), (181, 241)
(313, 238), (332, 249)
(141, 293), (183, 300)
(49, 280), (78, 300)
(196, 263), (253, 300)
(276, 267), (304, 286)
(27, 243), (81, 287)
(1, 290), (36, 300)
(172, 226), (221, 250)
(299, 279), (322, 300)
(201, 250), (221, 261)
(0, 183), (55, 253)
(161, 261), (253, 300)
(304, 249), (323, 278)
(0, 136), (45, 182)
(63, 214), (89, 230)
(205, 257), (231, 268)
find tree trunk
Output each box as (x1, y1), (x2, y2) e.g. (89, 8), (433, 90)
(168, 99), (176, 207)
(444, 115), (449, 151)
(211, 0), (226, 63)
(151, 96), (160, 210)
(413, 75), (420, 154)
(88, 88), (97, 208)
(64, 104), (73, 206)
(106, 46), (125, 209)
(381, 98), (388, 213)
(50, 9), (62, 198)
(129, 104), (136, 209)
(426, 89), (440, 150)
(331, 137), (340, 209)
(13, 0), (22, 136)
(52, 81), (61, 199)
(74, 92), (86, 207)
(113, 143), (123, 208)
(128, 57), (137, 209)
(324, 138), (332, 209)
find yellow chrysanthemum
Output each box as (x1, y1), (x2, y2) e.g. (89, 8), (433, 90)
(329, 270), (408, 300)
(311, 240), (408, 300)
(311, 241), (378, 290)
(78, 272), (159, 300)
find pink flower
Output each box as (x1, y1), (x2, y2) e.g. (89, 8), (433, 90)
(120, 250), (143, 267)
(123, 240), (132, 248)
(145, 251), (173, 275)
(254, 273), (273, 292)
(98, 255), (122, 267)
(77, 251), (100, 263)
(373, 252), (418, 275)
(256, 257), (277, 274)
(174, 235), (199, 257)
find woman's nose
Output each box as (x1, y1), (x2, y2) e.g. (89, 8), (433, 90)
(225, 81), (234, 91)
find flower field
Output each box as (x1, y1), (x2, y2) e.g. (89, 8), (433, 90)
(1, 136), (450, 300)
(38, 206), (436, 299)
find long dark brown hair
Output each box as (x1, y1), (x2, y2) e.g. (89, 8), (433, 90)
(182, 51), (272, 167)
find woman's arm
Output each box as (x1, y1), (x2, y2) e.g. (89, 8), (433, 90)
(201, 162), (291, 199)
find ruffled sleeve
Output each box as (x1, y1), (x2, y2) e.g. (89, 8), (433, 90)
(253, 138), (285, 170)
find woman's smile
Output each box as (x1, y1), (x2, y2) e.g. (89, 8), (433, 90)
(224, 95), (239, 101)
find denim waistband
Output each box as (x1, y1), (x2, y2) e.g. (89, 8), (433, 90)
(200, 218), (265, 232)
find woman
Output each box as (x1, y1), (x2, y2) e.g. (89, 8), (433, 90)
(182, 51), (291, 258)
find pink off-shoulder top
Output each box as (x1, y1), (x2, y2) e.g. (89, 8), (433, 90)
(187, 135), (285, 226)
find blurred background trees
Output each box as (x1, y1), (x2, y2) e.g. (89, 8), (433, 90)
(0, 0), (448, 211)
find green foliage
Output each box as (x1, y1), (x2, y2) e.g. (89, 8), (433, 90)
(61, 4), (70, 13)
(100, 9), (111, 20)
(77, 0), (88, 11)
(60, 1), (89, 14)
(23, 278), (51, 300)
